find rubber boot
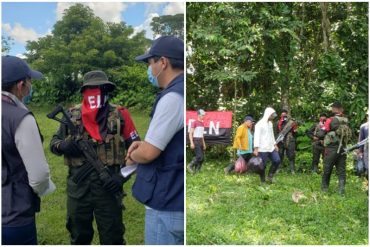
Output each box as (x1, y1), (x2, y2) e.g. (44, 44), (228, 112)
(321, 175), (330, 193)
(224, 164), (235, 174)
(289, 160), (295, 174)
(187, 160), (195, 174)
(338, 179), (345, 196)
(312, 164), (318, 174)
(195, 161), (203, 172)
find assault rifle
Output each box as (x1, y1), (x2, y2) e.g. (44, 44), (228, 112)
(275, 119), (295, 144)
(342, 137), (368, 155)
(47, 105), (123, 206)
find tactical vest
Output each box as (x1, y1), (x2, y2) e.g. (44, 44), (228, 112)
(132, 73), (184, 211)
(64, 104), (125, 167)
(2, 98), (41, 226)
(280, 119), (295, 146)
(324, 116), (352, 152)
(313, 124), (320, 136)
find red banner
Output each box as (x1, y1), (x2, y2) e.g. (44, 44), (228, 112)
(186, 111), (233, 145)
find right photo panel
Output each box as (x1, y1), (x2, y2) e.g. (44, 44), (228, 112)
(186, 2), (368, 245)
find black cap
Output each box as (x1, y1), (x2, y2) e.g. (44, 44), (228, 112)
(80, 70), (116, 93)
(320, 113), (327, 117)
(2, 55), (43, 86)
(135, 36), (184, 63)
(281, 109), (288, 113)
(331, 101), (343, 108)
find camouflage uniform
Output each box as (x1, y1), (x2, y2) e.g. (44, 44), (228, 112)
(50, 104), (139, 244)
(317, 115), (351, 195)
(277, 118), (297, 173)
(306, 123), (325, 173)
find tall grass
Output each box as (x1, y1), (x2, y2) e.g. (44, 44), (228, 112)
(30, 105), (149, 244)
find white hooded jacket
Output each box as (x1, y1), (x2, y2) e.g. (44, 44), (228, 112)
(254, 107), (276, 152)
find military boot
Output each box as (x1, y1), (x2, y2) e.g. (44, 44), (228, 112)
(338, 179), (345, 196)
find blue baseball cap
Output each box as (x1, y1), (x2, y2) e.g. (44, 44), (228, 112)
(244, 116), (254, 122)
(2, 55), (43, 86)
(135, 36), (184, 63)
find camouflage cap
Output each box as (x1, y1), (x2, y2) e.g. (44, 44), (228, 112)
(80, 70), (116, 93)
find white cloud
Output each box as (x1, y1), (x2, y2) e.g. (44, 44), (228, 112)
(132, 12), (160, 40)
(145, 3), (163, 16)
(2, 23), (39, 44)
(163, 2), (184, 15)
(16, 53), (27, 59)
(56, 2), (127, 23)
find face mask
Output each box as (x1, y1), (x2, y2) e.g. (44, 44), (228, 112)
(147, 65), (163, 87)
(22, 84), (33, 105)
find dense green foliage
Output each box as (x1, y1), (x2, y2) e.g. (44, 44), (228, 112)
(31, 104), (149, 244)
(151, 14), (184, 39)
(186, 159), (368, 244)
(25, 4), (182, 110)
(187, 2), (368, 132)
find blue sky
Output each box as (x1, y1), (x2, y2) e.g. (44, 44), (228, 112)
(2, 2), (184, 57)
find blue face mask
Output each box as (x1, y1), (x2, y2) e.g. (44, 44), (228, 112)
(147, 65), (162, 87)
(22, 84), (33, 104)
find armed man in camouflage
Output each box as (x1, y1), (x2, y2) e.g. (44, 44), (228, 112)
(50, 71), (140, 244)
(317, 102), (351, 195)
(306, 113), (327, 173)
(276, 109), (298, 174)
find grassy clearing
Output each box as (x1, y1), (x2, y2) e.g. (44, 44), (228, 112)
(30, 104), (149, 244)
(186, 157), (368, 245)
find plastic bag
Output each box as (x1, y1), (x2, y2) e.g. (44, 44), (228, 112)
(235, 156), (247, 173)
(356, 158), (364, 175)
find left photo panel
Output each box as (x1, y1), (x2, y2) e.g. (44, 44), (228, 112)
(2, 2), (184, 245)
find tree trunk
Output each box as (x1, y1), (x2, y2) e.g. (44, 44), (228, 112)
(320, 3), (331, 52)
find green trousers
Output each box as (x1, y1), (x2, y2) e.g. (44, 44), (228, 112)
(322, 146), (347, 193)
(66, 166), (125, 245)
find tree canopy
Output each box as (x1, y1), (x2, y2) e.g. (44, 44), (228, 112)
(2, 36), (14, 54)
(187, 2), (368, 131)
(151, 14), (184, 39)
(25, 4), (183, 110)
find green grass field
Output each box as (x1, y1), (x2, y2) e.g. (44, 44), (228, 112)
(30, 104), (149, 244)
(186, 158), (368, 245)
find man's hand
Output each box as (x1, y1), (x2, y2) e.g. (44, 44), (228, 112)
(275, 145), (279, 152)
(313, 136), (319, 141)
(102, 174), (128, 194)
(125, 158), (135, 166)
(253, 148), (259, 157)
(203, 144), (206, 150)
(58, 140), (81, 157)
(190, 143), (195, 149)
(125, 141), (142, 161)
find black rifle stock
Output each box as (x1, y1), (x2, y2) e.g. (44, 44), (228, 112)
(47, 105), (123, 206)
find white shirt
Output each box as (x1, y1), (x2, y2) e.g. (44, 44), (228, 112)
(145, 92), (184, 151)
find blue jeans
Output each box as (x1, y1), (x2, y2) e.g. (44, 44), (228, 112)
(145, 208), (184, 245)
(259, 150), (281, 178)
(2, 220), (37, 245)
